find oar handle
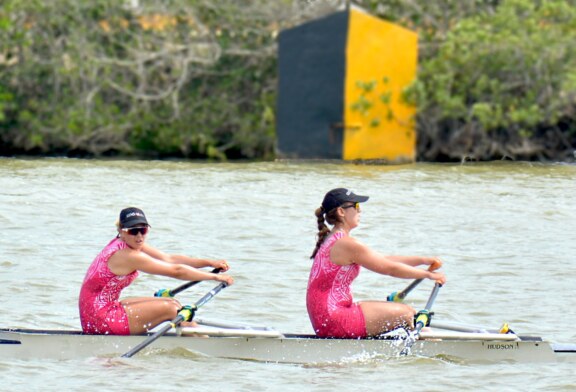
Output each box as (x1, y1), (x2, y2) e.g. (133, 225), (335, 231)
(154, 268), (223, 297)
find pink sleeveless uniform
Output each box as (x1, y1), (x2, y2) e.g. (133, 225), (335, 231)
(79, 238), (138, 335)
(306, 231), (367, 338)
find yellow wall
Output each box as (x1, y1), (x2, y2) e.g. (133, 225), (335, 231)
(344, 9), (417, 162)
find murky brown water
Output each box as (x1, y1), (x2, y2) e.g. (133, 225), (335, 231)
(1, 158), (575, 391)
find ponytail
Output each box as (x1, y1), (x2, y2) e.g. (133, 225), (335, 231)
(310, 206), (342, 259)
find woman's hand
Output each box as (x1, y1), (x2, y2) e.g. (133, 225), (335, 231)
(426, 257), (445, 284)
(429, 271), (446, 285)
(211, 259), (230, 272)
(215, 273), (234, 286)
(427, 257), (443, 272)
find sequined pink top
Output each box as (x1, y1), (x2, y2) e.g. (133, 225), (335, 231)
(79, 238), (138, 335)
(306, 231), (366, 338)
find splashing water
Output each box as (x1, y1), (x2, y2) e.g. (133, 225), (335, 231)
(399, 331), (418, 356)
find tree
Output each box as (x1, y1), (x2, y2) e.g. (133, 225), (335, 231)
(360, 0), (576, 161)
(0, 0), (339, 159)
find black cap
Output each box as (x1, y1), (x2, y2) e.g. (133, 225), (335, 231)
(119, 207), (149, 228)
(321, 188), (369, 213)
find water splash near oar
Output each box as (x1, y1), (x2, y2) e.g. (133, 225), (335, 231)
(400, 331), (418, 355)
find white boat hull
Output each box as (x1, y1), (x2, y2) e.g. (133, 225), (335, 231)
(2, 327), (574, 364)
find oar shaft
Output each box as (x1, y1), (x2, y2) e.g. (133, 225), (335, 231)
(155, 268), (222, 297)
(122, 281), (228, 358)
(398, 278), (423, 298)
(122, 317), (181, 358)
(400, 283), (442, 356)
(423, 283), (441, 311)
(414, 283), (442, 333)
(194, 282), (228, 308)
(168, 283), (196, 297)
(387, 278), (423, 302)
(390, 263), (441, 302)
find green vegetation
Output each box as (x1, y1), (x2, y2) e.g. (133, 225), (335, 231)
(0, 0), (575, 161)
(400, 0), (576, 161)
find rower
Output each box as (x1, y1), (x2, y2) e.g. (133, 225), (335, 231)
(306, 188), (446, 339)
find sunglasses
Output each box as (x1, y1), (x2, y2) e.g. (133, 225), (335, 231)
(342, 202), (360, 212)
(122, 227), (149, 236)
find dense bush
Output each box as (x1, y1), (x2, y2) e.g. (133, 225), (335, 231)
(413, 0), (576, 161)
(0, 0), (575, 161)
(0, 0), (284, 159)
(363, 0), (576, 161)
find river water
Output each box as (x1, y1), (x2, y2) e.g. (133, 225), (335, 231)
(1, 157), (575, 391)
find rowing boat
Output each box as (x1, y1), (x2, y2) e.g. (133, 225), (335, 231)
(3, 279), (574, 363)
(2, 320), (575, 363)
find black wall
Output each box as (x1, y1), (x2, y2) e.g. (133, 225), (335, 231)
(276, 11), (348, 159)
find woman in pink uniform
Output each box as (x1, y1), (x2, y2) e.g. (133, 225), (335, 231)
(79, 207), (233, 335)
(307, 188), (446, 338)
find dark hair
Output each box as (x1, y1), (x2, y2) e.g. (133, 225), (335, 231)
(310, 206), (342, 259)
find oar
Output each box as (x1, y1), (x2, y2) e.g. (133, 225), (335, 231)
(387, 278), (423, 302)
(122, 281), (228, 358)
(400, 282), (442, 356)
(154, 268), (222, 297)
(387, 263), (441, 302)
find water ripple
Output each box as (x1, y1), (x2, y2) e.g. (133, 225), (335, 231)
(1, 158), (575, 390)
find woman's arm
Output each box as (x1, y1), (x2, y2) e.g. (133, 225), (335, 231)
(386, 255), (443, 270)
(331, 237), (446, 283)
(142, 244), (229, 271)
(108, 249), (233, 284)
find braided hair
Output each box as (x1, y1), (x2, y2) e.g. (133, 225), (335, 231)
(310, 206), (342, 259)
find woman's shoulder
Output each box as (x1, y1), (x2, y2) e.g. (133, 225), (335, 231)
(103, 237), (126, 249)
(332, 234), (365, 252)
(106, 239), (141, 260)
(319, 231), (345, 251)
(107, 242), (143, 275)
(328, 233), (365, 266)
(326, 230), (347, 242)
